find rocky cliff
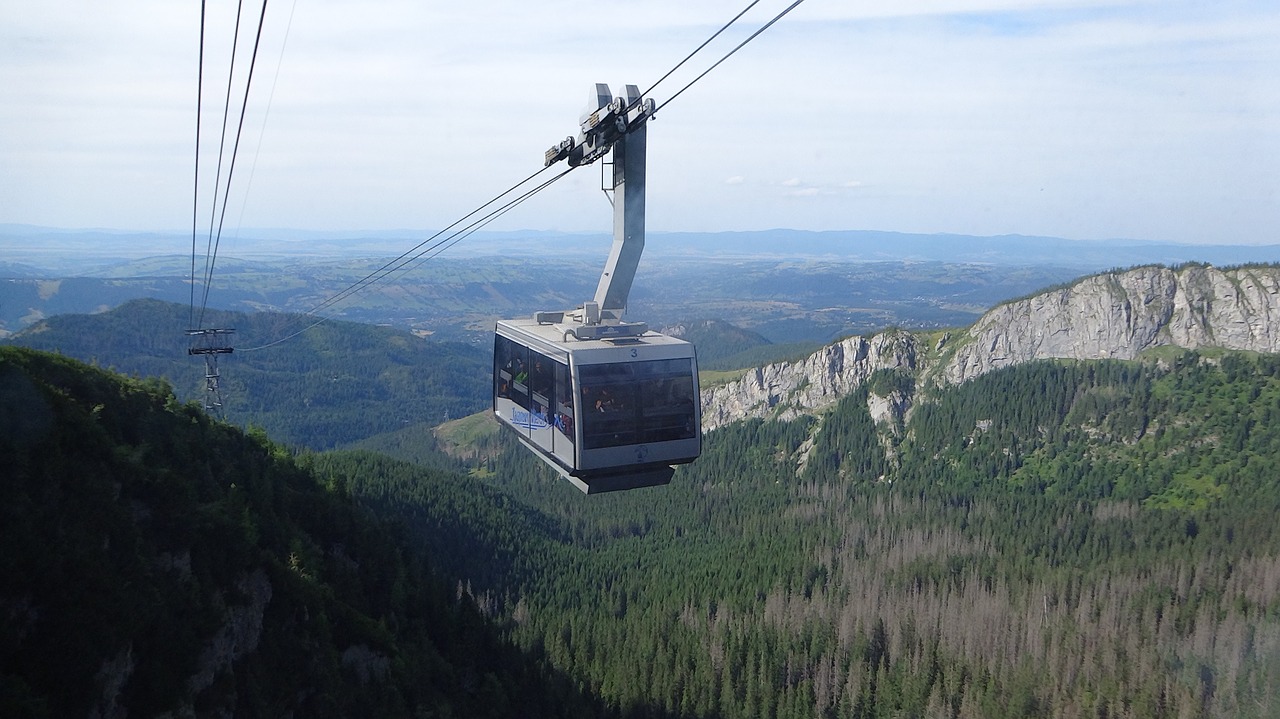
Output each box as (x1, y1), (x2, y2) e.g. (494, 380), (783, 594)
(700, 331), (918, 431)
(940, 264), (1280, 384)
(701, 264), (1280, 431)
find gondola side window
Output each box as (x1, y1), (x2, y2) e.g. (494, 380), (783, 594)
(495, 335), (530, 412)
(580, 358), (696, 450)
(496, 335), (573, 457)
(553, 360), (574, 442)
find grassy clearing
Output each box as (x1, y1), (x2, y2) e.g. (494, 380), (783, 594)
(699, 368), (752, 388)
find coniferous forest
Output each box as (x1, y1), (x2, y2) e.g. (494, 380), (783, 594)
(0, 346), (618, 718)
(4, 339), (1280, 716)
(341, 353), (1280, 718)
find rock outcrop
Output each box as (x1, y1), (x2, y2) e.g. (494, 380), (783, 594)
(187, 569), (273, 697)
(700, 265), (1280, 431)
(701, 331), (918, 432)
(941, 265), (1280, 384)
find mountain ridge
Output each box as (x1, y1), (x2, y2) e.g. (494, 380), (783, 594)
(941, 263), (1280, 383)
(2, 298), (489, 450)
(702, 263), (1280, 431)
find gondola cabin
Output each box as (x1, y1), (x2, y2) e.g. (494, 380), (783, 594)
(494, 316), (701, 493)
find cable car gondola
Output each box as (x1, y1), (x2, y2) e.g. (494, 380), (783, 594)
(494, 315), (700, 493)
(493, 84), (701, 493)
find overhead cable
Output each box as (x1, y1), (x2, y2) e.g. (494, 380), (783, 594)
(196, 0), (247, 328)
(198, 0), (272, 329)
(234, 0), (299, 233)
(236, 0), (807, 350)
(656, 0), (808, 114)
(190, 0), (207, 330)
(638, 0), (762, 106)
(238, 165), (575, 352)
(291, 164), (558, 321)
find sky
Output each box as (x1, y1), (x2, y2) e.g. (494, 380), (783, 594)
(1, 0), (1278, 246)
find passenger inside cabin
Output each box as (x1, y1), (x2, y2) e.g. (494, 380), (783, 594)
(510, 357), (527, 386)
(531, 359), (550, 395)
(594, 387), (616, 412)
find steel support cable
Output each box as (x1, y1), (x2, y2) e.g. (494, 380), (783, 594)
(402, 167), (574, 274)
(246, 165), (573, 350)
(197, 0), (246, 327)
(239, 165), (576, 352)
(634, 0), (762, 111)
(285, 163), (558, 324)
(190, 0), (206, 330)
(198, 0), (271, 329)
(247, 0), (781, 331)
(233, 0), (298, 233)
(238, 0), (806, 350)
(656, 0), (807, 114)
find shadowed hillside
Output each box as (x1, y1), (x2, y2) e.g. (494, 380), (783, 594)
(0, 346), (627, 718)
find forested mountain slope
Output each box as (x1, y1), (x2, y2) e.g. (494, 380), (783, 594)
(389, 264), (1280, 718)
(8, 263), (1280, 718)
(3, 298), (488, 449)
(0, 346), (615, 718)
(449, 353), (1280, 718)
(8, 346), (1278, 718)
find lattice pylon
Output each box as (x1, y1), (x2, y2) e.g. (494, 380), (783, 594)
(187, 328), (234, 418)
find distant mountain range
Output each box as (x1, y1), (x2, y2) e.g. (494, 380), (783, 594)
(6, 222), (1276, 346)
(0, 245), (1087, 344)
(658, 229), (1280, 268)
(4, 223), (1278, 270)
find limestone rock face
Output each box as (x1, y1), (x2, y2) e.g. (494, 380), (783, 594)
(699, 265), (1280, 431)
(942, 265), (1280, 384)
(701, 331), (918, 431)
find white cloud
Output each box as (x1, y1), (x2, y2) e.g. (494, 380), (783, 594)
(784, 187), (821, 198)
(0, 0), (1276, 244)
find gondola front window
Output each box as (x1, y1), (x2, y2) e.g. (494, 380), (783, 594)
(579, 358), (697, 450)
